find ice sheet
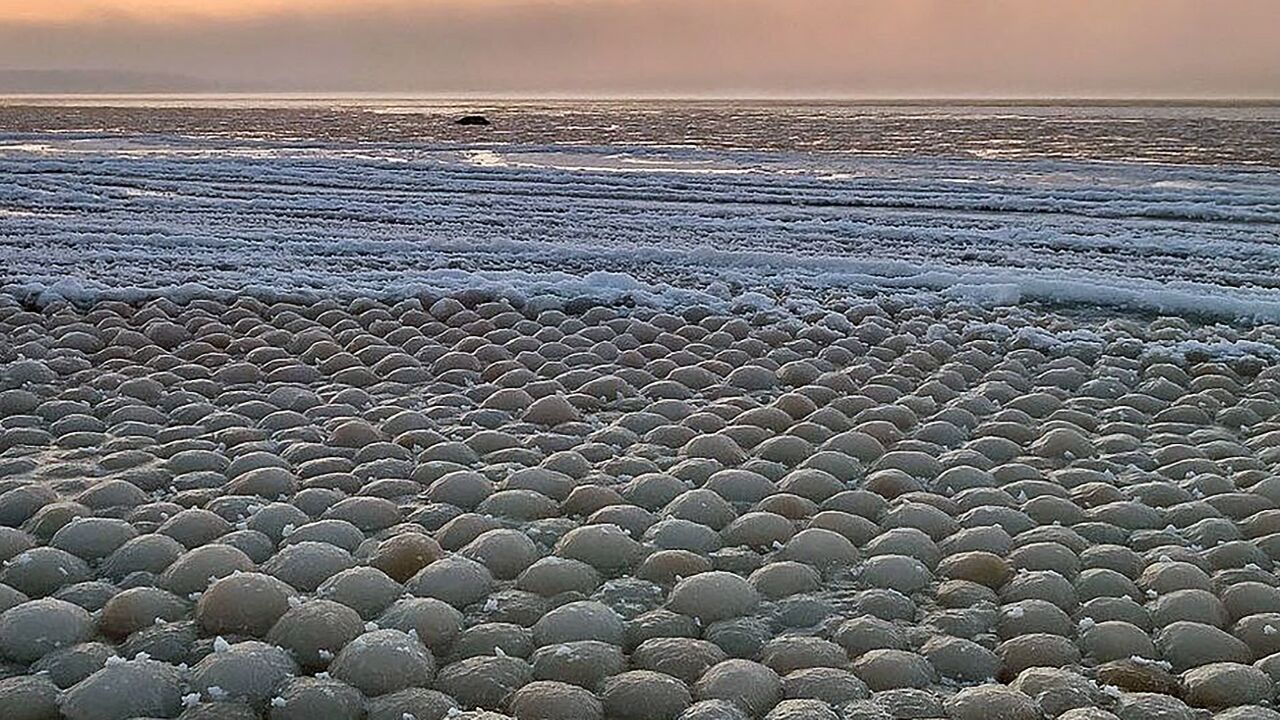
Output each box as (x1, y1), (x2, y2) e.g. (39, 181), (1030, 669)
(1, 129), (1277, 322)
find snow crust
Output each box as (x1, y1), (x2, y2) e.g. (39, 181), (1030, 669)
(1, 133), (1277, 322)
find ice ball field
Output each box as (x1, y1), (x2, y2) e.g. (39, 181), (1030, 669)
(3, 290), (1280, 720)
(2, 101), (1280, 720)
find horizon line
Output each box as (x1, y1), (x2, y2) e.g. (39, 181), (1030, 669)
(2, 91), (1279, 104)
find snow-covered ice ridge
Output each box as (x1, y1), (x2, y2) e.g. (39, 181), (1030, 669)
(0, 102), (1278, 321)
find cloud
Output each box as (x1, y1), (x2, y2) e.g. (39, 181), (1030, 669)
(0, 0), (1277, 96)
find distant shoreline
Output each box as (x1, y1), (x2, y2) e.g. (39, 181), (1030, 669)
(1, 93), (1278, 108)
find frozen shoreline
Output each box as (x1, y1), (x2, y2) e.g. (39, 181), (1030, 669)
(2, 133), (1278, 324)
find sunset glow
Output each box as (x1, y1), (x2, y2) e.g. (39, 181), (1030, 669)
(0, 0), (1276, 96)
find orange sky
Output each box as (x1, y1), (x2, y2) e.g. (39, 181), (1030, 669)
(0, 0), (1276, 96)
(0, 0), (391, 22)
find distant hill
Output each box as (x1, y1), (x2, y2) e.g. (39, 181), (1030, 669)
(0, 69), (216, 94)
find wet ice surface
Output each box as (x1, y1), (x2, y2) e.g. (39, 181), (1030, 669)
(5, 99), (1280, 165)
(1, 101), (1280, 720)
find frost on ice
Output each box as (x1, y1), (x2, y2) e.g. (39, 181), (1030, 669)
(1, 132), (1278, 324)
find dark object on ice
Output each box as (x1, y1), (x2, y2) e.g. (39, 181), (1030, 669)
(456, 115), (492, 127)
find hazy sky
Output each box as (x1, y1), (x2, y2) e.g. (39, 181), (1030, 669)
(1, 0), (1277, 96)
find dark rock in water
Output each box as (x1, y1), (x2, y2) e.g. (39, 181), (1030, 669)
(456, 115), (492, 127)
